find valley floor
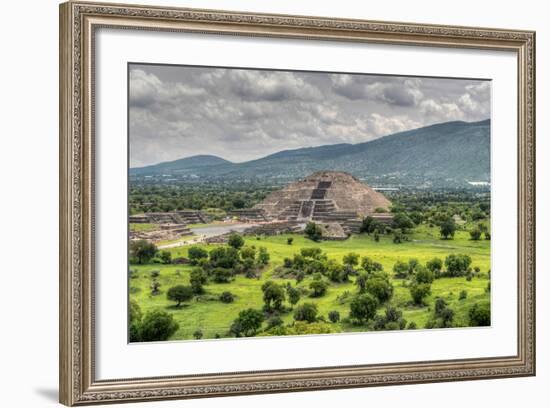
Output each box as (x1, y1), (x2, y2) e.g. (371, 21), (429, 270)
(129, 226), (490, 341)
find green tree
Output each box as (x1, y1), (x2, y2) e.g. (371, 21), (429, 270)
(189, 268), (207, 294)
(188, 246), (208, 265)
(159, 250), (172, 264)
(444, 254), (472, 277)
(414, 265), (434, 284)
(360, 216), (374, 234)
(300, 247), (323, 259)
(240, 246), (256, 260)
(426, 257), (443, 276)
(219, 291), (235, 303)
(328, 310), (340, 323)
(469, 301), (491, 326)
(167, 285), (194, 307)
(209, 247), (240, 269)
(230, 309), (265, 337)
(392, 212), (414, 232)
(440, 217), (457, 240)
(139, 309), (179, 342)
(129, 299), (142, 342)
(130, 240), (158, 264)
(211, 267), (233, 283)
(349, 293), (378, 323)
(309, 279), (328, 297)
(365, 276), (394, 303)
(304, 222), (323, 242)
(469, 228), (482, 241)
(355, 272), (369, 294)
(287, 237), (294, 245)
(361, 257), (384, 274)
(327, 261), (346, 283)
(227, 233), (245, 250)
(286, 285), (300, 307)
(293, 303), (318, 323)
(393, 260), (409, 279)
(409, 283), (431, 305)
(261, 281), (286, 311)
(258, 247), (270, 265)
(343, 252), (360, 267)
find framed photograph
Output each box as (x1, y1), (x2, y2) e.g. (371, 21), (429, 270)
(59, 1), (536, 405)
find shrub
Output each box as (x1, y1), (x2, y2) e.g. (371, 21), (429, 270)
(150, 270), (160, 279)
(193, 329), (203, 340)
(227, 233), (245, 249)
(444, 254), (472, 277)
(393, 260), (409, 279)
(349, 293), (378, 323)
(426, 258), (443, 276)
(150, 279), (161, 296)
(365, 276), (394, 303)
(287, 237), (294, 245)
(407, 321), (417, 330)
(414, 265), (434, 284)
(392, 212), (414, 232)
(240, 246), (256, 260)
(139, 310), (179, 342)
(159, 251), (172, 264)
(261, 281), (286, 311)
(309, 279), (328, 297)
(294, 303), (318, 323)
(327, 261), (346, 283)
(361, 257), (384, 274)
(230, 309), (265, 337)
(219, 291), (235, 303)
(469, 302), (491, 326)
(469, 228), (482, 241)
(328, 310), (340, 323)
(211, 267), (233, 283)
(209, 246), (240, 269)
(187, 246), (208, 265)
(374, 306), (407, 331)
(304, 222), (323, 242)
(343, 252), (360, 267)
(300, 247), (323, 259)
(283, 257), (293, 268)
(409, 283), (431, 305)
(286, 286), (300, 306)
(258, 247), (270, 265)
(355, 272), (368, 293)
(166, 285), (194, 307)
(266, 315), (284, 329)
(459, 290), (468, 300)
(428, 297), (455, 328)
(189, 268), (207, 294)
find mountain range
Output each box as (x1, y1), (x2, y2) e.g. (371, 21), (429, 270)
(130, 119), (491, 188)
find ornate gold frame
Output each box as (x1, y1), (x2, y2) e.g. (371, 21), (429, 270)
(59, 1), (536, 405)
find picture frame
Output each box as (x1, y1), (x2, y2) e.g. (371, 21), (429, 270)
(59, 1), (536, 405)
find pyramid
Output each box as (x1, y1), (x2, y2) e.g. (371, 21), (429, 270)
(254, 171), (391, 222)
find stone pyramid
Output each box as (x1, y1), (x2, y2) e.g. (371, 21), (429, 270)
(254, 171), (391, 221)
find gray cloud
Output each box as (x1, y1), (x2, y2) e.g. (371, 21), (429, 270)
(129, 65), (490, 167)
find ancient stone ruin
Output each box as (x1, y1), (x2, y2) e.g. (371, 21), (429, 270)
(129, 210), (208, 225)
(253, 171), (393, 237)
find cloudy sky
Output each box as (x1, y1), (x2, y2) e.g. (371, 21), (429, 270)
(129, 64), (490, 167)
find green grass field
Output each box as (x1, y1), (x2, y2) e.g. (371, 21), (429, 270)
(129, 226), (490, 340)
(129, 223), (157, 232)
